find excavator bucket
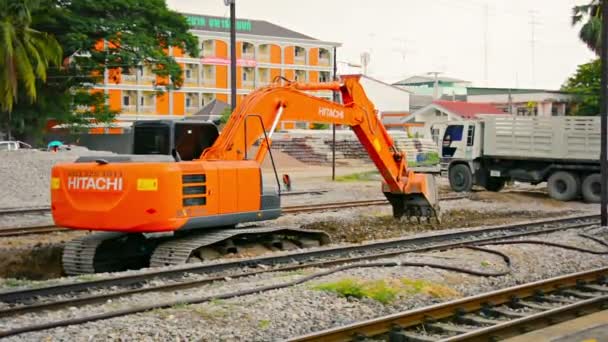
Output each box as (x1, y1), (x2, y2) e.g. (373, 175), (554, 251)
(384, 173), (441, 223)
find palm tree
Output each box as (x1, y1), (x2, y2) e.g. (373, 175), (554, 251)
(0, 0), (63, 114)
(572, 0), (602, 55)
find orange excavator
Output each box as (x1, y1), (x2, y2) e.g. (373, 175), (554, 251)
(50, 75), (440, 275)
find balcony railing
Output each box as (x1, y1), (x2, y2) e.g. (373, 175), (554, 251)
(318, 58), (331, 66)
(121, 74), (137, 82)
(242, 52), (255, 60)
(257, 54), (270, 63)
(184, 77), (198, 85)
(201, 78), (215, 87)
(201, 48), (215, 57)
(242, 80), (254, 89)
(186, 106), (200, 114)
(294, 55), (306, 65)
(139, 105), (155, 114)
(123, 105), (137, 113)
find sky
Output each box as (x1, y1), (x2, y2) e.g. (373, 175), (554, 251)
(167, 0), (597, 90)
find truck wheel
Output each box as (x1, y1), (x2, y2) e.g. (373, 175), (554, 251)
(547, 171), (580, 201)
(449, 164), (473, 192)
(581, 173), (601, 203)
(485, 178), (506, 192)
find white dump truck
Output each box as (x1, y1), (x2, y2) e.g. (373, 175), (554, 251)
(431, 115), (600, 202)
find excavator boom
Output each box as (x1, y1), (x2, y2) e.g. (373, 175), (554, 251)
(201, 75), (440, 219)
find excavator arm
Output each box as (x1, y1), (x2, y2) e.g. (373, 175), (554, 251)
(202, 75), (440, 220)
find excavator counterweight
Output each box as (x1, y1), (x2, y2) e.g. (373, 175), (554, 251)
(51, 75), (441, 275)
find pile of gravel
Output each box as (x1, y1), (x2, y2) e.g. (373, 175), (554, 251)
(0, 147), (116, 209)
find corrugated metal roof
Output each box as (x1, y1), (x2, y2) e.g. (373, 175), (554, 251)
(434, 100), (504, 118)
(394, 75), (468, 85)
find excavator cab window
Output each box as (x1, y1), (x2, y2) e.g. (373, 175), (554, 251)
(132, 120), (219, 161)
(132, 125), (170, 155)
(174, 122), (219, 161)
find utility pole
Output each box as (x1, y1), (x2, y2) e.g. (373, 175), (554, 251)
(225, 0), (237, 110)
(601, 0), (608, 226)
(529, 10), (540, 87)
(428, 71), (442, 100)
(332, 46), (338, 181)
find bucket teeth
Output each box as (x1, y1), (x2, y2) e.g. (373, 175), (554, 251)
(383, 192), (441, 224)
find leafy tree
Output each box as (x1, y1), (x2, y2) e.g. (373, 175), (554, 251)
(220, 106), (232, 125)
(2, 0), (199, 142)
(561, 59), (600, 116)
(0, 0), (63, 139)
(572, 0), (602, 55)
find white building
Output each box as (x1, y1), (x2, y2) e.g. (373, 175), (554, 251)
(466, 87), (574, 116)
(339, 74), (411, 129)
(402, 100), (506, 138)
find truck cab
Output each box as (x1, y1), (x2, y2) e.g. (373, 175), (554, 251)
(430, 120), (503, 193)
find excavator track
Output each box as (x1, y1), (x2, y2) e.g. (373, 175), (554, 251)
(62, 232), (153, 275)
(150, 227), (331, 268)
(62, 228), (330, 275)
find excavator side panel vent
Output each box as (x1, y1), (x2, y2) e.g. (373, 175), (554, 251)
(182, 174), (207, 207)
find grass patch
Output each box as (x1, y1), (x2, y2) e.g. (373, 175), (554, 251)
(401, 278), (460, 298)
(313, 277), (460, 304)
(1, 278), (34, 288)
(258, 319), (271, 329)
(312, 278), (398, 304)
(334, 170), (379, 182)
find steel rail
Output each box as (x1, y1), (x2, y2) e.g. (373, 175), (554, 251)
(287, 267), (608, 342)
(0, 195), (466, 238)
(0, 214), (598, 307)
(0, 225), (68, 237)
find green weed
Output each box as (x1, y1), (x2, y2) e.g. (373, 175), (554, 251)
(258, 319), (271, 329)
(312, 278), (398, 304)
(313, 277), (460, 304)
(334, 170), (379, 182)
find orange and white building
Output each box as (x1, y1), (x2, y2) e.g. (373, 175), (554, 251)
(98, 13), (341, 129)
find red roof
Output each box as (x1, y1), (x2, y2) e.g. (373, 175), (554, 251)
(434, 100), (504, 118)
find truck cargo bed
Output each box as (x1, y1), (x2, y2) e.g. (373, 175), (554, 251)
(481, 115), (600, 162)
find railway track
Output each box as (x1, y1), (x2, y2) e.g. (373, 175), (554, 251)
(289, 266), (608, 342)
(0, 195), (467, 238)
(0, 214), (600, 338)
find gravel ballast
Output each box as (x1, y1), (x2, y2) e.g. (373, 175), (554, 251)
(2, 227), (607, 341)
(0, 147), (115, 209)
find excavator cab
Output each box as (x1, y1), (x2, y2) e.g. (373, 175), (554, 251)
(132, 120), (219, 161)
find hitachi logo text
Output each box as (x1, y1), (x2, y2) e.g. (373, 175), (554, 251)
(67, 177), (123, 191)
(318, 107), (344, 119)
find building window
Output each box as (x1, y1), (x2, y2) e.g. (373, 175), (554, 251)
(243, 72), (247, 81)
(140, 97), (144, 106)
(466, 125), (475, 146)
(431, 128), (440, 145)
(186, 69), (192, 79)
(319, 71), (330, 82)
(186, 97), (191, 108)
(295, 46), (305, 57)
(123, 96), (130, 106)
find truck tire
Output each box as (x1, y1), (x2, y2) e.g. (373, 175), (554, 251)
(547, 171), (581, 201)
(485, 178), (506, 192)
(581, 173), (601, 203)
(449, 164), (473, 192)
